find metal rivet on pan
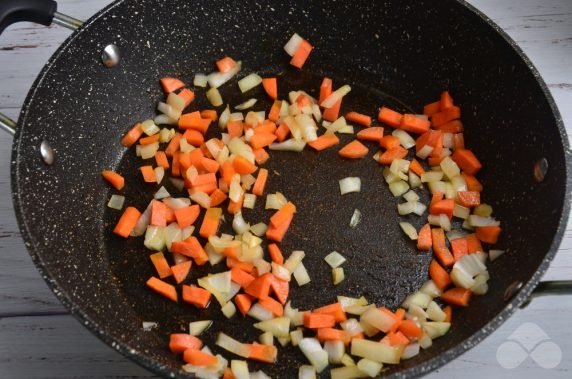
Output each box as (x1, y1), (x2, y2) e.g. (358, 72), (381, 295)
(101, 44), (120, 68)
(40, 140), (54, 165)
(504, 281), (523, 302)
(533, 157), (548, 182)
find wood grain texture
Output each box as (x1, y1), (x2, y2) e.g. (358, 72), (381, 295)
(0, 0), (570, 377)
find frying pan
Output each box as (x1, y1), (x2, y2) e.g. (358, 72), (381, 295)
(1, 0), (571, 377)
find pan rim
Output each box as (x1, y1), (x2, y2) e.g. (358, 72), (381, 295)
(9, 0), (572, 377)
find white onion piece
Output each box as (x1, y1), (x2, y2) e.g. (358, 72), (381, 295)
(462, 219), (474, 231)
(269, 139), (306, 152)
(154, 166), (164, 184)
(265, 193), (287, 210)
(298, 365), (317, 379)
(131, 201), (152, 237)
(443, 133), (454, 148)
(299, 338), (329, 373)
(107, 195), (125, 210)
(179, 137), (194, 153)
(228, 138), (255, 162)
(284, 250), (305, 272)
(361, 308), (397, 333)
(221, 301), (237, 319)
(163, 197), (190, 209)
(440, 156), (460, 179)
(489, 249), (505, 261)
(324, 116), (347, 135)
(231, 360), (250, 379)
(416, 144), (434, 160)
(419, 332), (433, 349)
(409, 171), (422, 189)
(169, 177), (185, 192)
(332, 267), (345, 285)
(351, 339), (403, 364)
(240, 174), (256, 190)
(341, 354), (357, 367)
(284, 33), (304, 56)
(254, 258), (271, 275)
(402, 291), (432, 309)
(450, 175), (467, 192)
(142, 321), (157, 331)
(141, 119), (160, 136)
(399, 222), (418, 240)
(446, 230), (467, 241)
(144, 226), (165, 251)
(140, 142), (160, 160)
(205, 139), (223, 160)
(403, 190), (419, 203)
(158, 127), (174, 143)
(339, 177), (361, 195)
(389, 180), (410, 197)
(189, 320), (212, 336)
(321, 85), (351, 108)
(324, 251), (346, 268)
(439, 214), (451, 231)
(207, 87), (223, 107)
(471, 272), (490, 295)
(421, 171), (444, 183)
(293, 262), (311, 286)
(157, 102), (181, 121)
(311, 104), (322, 122)
(402, 343), (420, 360)
(238, 73), (262, 93)
(229, 173), (243, 203)
(167, 92), (186, 113)
(407, 304), (428, 322)
(243, 193), (256, 209)
(272, 262), (291, 282)
(154, 114), (177, 126)
(295, 114), (318, 142)
(422, 322), (450, 340)
(474, 204), (493, 217)
(218, 105), (231, 130)
(324, 340), (345, 364)
(357, 358), (383, 377)
(453, 204), (470, 219)
(154, 186), (170, 200)
(390, 158), (410, 177)
(193, 73), (208, 87)
(468, 215), (500, 227)
(254, 317), (291, 338)
(426, 301), (447, 322)
(259, 331), (274, 346)
(397, 201), (426, 216)
(428, 181), (447, 195)
(392, 129), (416, 149)
(249, 222), (267, 237)
(247, 303), (274, 321)
(235, 98), (257, 110)
(232, 212), (250, 235)
(245, 111), (263, 127)
(208, 61), (242, 88)
(190, 191), (211, 209)
(419, 280), (442, 298)
(349, 209), (362, 228)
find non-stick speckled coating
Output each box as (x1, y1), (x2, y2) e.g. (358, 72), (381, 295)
(10, 0), (570, 378)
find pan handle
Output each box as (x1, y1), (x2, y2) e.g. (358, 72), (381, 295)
(521, 280), (572, 308)
(0, 113), (16, 136)
(0, 0), (82, 34)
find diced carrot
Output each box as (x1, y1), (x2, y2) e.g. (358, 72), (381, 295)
(400, 114), (430, 134)
(377, 146), (408, 165)
(121, 123), (144, 147)
(356, 126), (384, 142)
(465, 233), (483, 253)
(429, 259), (451, 290)
(160, 77), (185, 93)
(322, 98), (341, 122)
(140, 165), (156, 183)
(178, 88), (195, 108)
(415, 129), (442, 152)
(183, 348), (218, 367)
(245, 273), (273, 300)
(255, 120), (277, 135)
(304, 313), (336, 329)
(165, 133), (182, 157)
(223, 368), (236, 379)
(227, 194), (243, 214)
(252, 168), (269, 197)
(182, 285), (211, 308)
(457, 191), (480, 207)
(183, 129), (204, 146)
(247, 343), (278, 363)
(476, 226), (502, 244)
(235, 293), (253, 316)
(222, 246), (239, 259)
(200, 110), (217, 122)
(274, 122), (290, 142)
(270, 276), (289, 305)
(377, 106), (402, 128)
(453, 133), (465, 150)
(431, 106), (461, 127)
(398, 319), (423, 338)
(317, 328), (351, 345)
(209, 189), (227, 207)
(270, 201), (296, 227)
(290, 39), (313, 68)
(430, 199), (455, 220)
(146, 277), (177, 302)
(169, 333), (202, 353)
(452, 149), (482, 175)
(174, 204), (200, 229)
(379, 135), (401, 150)
(376, 307), (401, 333)
(387, 331), (410, 346)
(266, 213), (293, 242)
(150, 252), (172, 279)
(101, 170), (125, 190)
(443, 306), (453, 322)
(417, 223), (432, 251)
(171, 238), (209, 266)
(319, 78), (332, 104)
(250, 132), (277, 150)
(430, 192), (444, 211)
(439, 91), (454, 110)
(113, 207), (141, 238)
(268, 100), (282, 122)
(259, 296), (284, 317)
(227, 120), (244, 139)
(233, 155), (258, 175)
(313, 303), (347, 323)
(431, 228), (455, 267)
(267, 243), (284, 265)
(216, 56), (237, 73)
(171, 261), (192, 284)
(254, 148), (270, 165)
(262, 77), (278, 100)
(226, 258), (254, 273)
(434, 119), (463, 133)
(450, 237), (468, 262)
(165, 206), (176, 224)
(423, 101), (440, 117)
(463, 174), (483, 192)
(190, 172), (216, 187)
(441, 287), (472, 307)
(139, 133), (160, 145)
(346, 111), (372, 127)
(220, 160), (235, 185)
(179, 114), (211, 134)
(409, 159), (425, 176)
(200, 157), (219, 174)
(199, 207), (222, 238)
(231, 267), (256, 289)
(338, 140), (369, 159)
(308, 133), (340, 151)
(150, 200), (167, 227)
(154, 151), (170, 169)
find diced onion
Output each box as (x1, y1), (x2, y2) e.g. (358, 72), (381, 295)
(154, 186), (170, 200)
(207, 61), (242, 88)
(232, 212), (250, 235)
(141, 119), (160, 136)
(403, 190), (419, 203)
(392, 129), (416, 149)
(453, 204), (470, 219)
(426, 301), (446, 322)
(190, 191), (211, 208)
(419, 280), (442, 298)
(324, 251), (346, 268)
(349, 209), (362, 228)
(350, 339), (404, 364)
(332, 267), (345, 285)
(140, 142), (160, 159)
(238, 73), (263, 93)
(189, 320), (212, 336)
(249, 222), (267, 237)
(131, 201), (152, 237)
(231, 360), (250, 379)
(389, 180), (410, 197)
(157, 102), (181, 121)
(399, 222), (418, 240)
(402, 342), (420, 360)
(293, 262), (311, 286)
(422, 322), (450, 340)
(193, 73), (208, 87)
(324, 340), (345, 364)
(409, 171), (422, 188)
(440, 156), (461, 179)
(321, 85), (351, 109)
(337, 125), (354, 134)
(142, 321), (157, 331)
(357, 358), (383, 377)
(402, 291), (432, 309)
(218, 105), (231, 130)
(163, 197), (190, 209)
(299, 338), (329, 373)
(446, 230), (466, 241)
(416, 145), (434, 159)
(166, 92), (186, 113)
(421, 171), (444, 183)
(144, 226), (165, 251)
(169, 177), (185, 192)
(299, 365), (317, 379)
(339, 177), (361, 195)
(468, 215), (500, 227)
(154, 166), (165, 184)
(207, 87), (223, 107)
(324, 116), (347, 135)
(221, 301), (237, 318)
(269, 139), (306, 152)
(235, 98), (257, 110)
(107, 194), (125, 210)
(474, 204), (493, 217)
(247, 303), (274, 321)
(397, 201), (426, 216)
(254, 317), (291, 338)
(489, 249), (505, 261)
(243, 193), (256, 209)
(154, 114), (177, 126)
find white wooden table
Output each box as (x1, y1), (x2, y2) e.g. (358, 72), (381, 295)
(0, 0), (570, 377)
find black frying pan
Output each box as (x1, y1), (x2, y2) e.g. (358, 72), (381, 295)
(1, 0), (571, 377)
